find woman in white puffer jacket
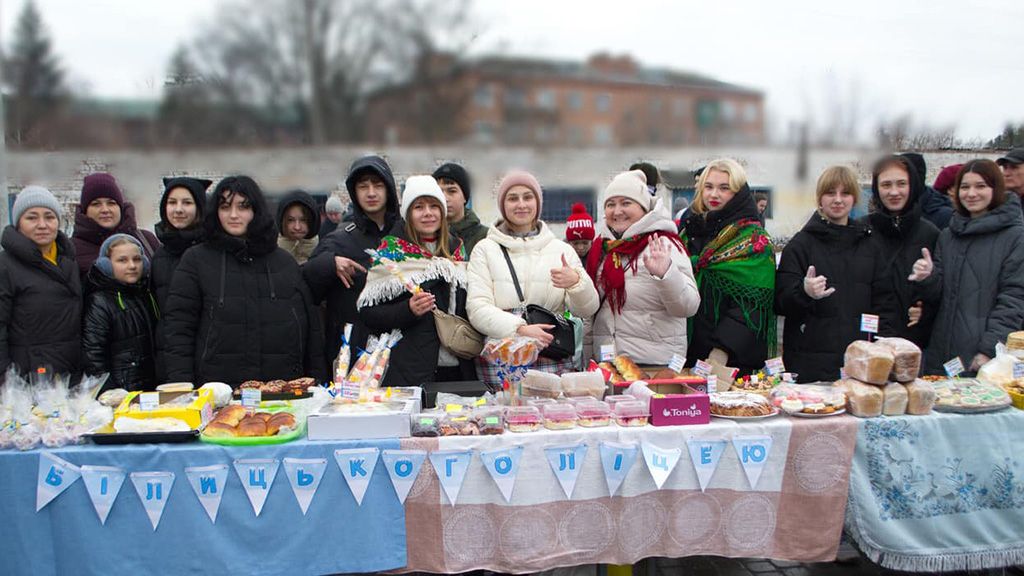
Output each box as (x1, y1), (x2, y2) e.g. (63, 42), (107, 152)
(586, 170), (701, 364)
(467, 170), (600, 386)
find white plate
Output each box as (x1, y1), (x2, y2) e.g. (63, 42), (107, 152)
(789, 408), (846, 418)
(711, 408), (780, 420)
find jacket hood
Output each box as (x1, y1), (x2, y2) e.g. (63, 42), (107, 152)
(72, 201), (145, 246)
(159, 177), (211, 228)
(870, 155), (925, 216)
(276, 189), (321, 239)
(86, 260), (150, 293)
(344, 155), (400, 231)
(802, 211), (871, 245)
(595, 196), (677, 240)
(486, 219), (557, 253)
(204, 175), (279, 260)
(949, 193), (1024, 237)
(1, 226), (75, 265)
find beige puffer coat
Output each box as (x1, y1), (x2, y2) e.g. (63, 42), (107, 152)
(591, 199), (701, 364)
(467, 221), (599, 338)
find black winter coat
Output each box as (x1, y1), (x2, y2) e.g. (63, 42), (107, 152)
(683, 186), (771, 374)
(775, 214), (896, 383)
(72, 203), (160, 280)
(163, 181), (327, 387)
(82, 267), (159, 391)
(357, 237), (477, 388)
(920, 186), (954, 230)
(919, 195), (1024, 374)
(0, 227), (82, 376)
(304, 155), (404, 364)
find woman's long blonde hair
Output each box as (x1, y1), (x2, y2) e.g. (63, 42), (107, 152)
(404, 196), (454, 259)
(691, 158), (748, 215)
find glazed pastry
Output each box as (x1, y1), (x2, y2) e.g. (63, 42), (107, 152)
(237, 418), (267, 437)
(613, 355), (645, 381)
(267, 412), (296, 429)
(710, 392), (773, 417)
(214, 405), (247, 426)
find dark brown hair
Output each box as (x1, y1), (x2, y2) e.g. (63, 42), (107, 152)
(952, 159), (1006, 216)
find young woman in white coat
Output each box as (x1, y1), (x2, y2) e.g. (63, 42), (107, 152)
(467, 170), (600, 386)
(586, 170), (701, 364)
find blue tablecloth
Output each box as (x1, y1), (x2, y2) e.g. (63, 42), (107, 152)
(0, 438), (407, 576)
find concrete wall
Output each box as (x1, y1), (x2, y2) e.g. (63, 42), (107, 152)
(5, 146), (1001, 239)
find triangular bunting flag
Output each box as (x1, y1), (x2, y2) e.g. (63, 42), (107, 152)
(81, 465), (126, 524)
(686, 438), (728, 492)
(130, 471), (175, 530)
(599, 441), (638, 496)
(185, 465), (229, 524)
(544, 443), (588, 499)
(641, 442), (682, 489)
(283, 458), (328, 515)
(732, 435), (774, 490)
(36, 452), (81, 512)
(334, 448), (380, 506)
(381, 450), (426, 504)
(480, 445), (524, 503)
(233, 459), (280, 517)
(428, 450), (473, 506)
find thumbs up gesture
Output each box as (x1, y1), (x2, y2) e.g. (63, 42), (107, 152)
(643, 236), (672, 279)
(803, 265), (836, 300)
(551, 253), (582, 289)
(907, 248), (933, 282)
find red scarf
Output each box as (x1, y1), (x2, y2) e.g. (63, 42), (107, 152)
(585, 230), (683, 314)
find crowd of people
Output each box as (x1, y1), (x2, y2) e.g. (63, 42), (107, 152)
(3, 148), (1024, 391)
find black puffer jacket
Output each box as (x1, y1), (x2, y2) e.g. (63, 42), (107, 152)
(683, 185), (772, 374)
(862, 156), (940, 348)
(72, 203), (160, 279)
(163, 176), (328, 387)
(0, 227), (82, 376)
(775, 214), (895, 383)
(82, 267), (159, 392)
(152, 177), (210, 311)
(920, 194), (1024, 374)
(304, 156), (404, 364)
(357, 233), (477, 388)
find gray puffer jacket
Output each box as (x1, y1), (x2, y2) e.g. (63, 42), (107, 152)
(921, 194), (1024, 373)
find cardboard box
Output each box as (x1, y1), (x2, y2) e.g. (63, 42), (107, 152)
(649, 385), (711, 426)
(614, 377), (708, 395)
(307, 388), (422, 440)
(114, 389), (214, 430)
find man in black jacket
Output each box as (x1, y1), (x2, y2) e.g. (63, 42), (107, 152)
(901, 152), (953, 230)
(303, 155), (404, 367)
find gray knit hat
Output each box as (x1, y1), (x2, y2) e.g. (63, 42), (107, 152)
(12, 186), (63, 225)
(325, 195), (343, 213)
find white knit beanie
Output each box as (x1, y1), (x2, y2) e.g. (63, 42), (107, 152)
(13, 185), (63, 225)
(601, 170), (654, 212)
(400, 175), (447, 219)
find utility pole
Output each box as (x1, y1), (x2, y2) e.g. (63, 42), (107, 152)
(0, 0), (8, 228)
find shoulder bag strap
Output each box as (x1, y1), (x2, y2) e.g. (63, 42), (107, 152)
(499, 246), (526, 304)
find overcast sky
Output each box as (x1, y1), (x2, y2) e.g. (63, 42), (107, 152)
(3, 0), (1021, 143)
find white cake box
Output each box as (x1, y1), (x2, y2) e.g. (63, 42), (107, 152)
(306, 387), (421, 440)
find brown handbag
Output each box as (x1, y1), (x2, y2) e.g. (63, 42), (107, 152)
(432, 308), (485, 359)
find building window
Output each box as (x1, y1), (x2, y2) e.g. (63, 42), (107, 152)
(595, 93), (612, 112)
(696, 100), (719, 129)
(751, 186), (773, 220)
(744, 102), (759, 123)
(474, 84), (494, 108)
(592, 124), (613, 145)
(474, 121), (495, 144)
(535, 125), (556, 143)
(540, 187), (596, 222)
(535, 89), (557, 110)
(721, 101), (737, 123)
(504, 87), (527, 109)
(673, 98), (688, 117)
(567, 125), (585, 145)
(567, 91), (583, 110)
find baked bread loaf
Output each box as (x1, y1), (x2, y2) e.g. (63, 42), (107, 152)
(834, 379), (883, 417)
(268, 412), (296, 429)
(1007, 331), (1024, 351)
(254, 412), (273, 423)
(599, 362), (625, 384)
(877, 338), (922, 383)
(904, 379), (936, 415)
(237, 418), (267, 437)
(203, 421), (238, 437)
(843, 341), (895, 385)
(651, 368), (684, 380)
(613, 354), (645, 381)
(214, 405), (247, 426)
(522, 369), (562, 398)
(881, 381), (908, 415)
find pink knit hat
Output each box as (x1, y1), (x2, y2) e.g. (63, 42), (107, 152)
(497, 170), (543, 222)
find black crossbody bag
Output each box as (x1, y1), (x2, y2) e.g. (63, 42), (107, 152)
(499, 246), (575, 360)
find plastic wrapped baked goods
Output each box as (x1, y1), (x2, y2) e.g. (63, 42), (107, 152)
(604, 395), (636, 410)
(904, 379), (936, 415)
(114, 417), (191, 433)
(542, 403), (578, 430)
(876, 338), (922, 383)
(769, 384), (846, 415)
(575, 401), (612, 427)
(931, 379), (1011, 413)
(834, 379), (883, 417)
(506, 406), (542, 433)
(843, 341), (895, 385)
(882, 382), (908, 416)
(613, 400), (650, 427)
(521, 370), (562, 399)
(473, 408), (505, 435)
(710, 391), (774, 417)
(560, 371), (606, 399)
(199, 382), (233, 408)
(1007, 331), (1024, 354)
(599, 362), (626, 384)
(98, 388), (129, 408)
(612, 355), (645, 381)
(411, 412), (443, 437)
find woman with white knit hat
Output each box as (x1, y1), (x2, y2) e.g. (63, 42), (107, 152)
(467, 170), (600, 386)
(586, 170), (701, 364)
(0, 186), (83, 376)
(357, 175), (477, 388)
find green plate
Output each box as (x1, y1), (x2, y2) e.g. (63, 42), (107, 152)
(199, 406), (305, 446)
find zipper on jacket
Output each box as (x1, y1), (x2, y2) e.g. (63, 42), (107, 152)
(218, 252), (227, 308)
(291, 307), (304, 366)
(266, 261), (277, 300)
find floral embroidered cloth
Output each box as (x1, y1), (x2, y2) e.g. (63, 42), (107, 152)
(845, 409), (1024, 572)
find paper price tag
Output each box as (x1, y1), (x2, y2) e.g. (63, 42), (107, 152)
(707, 374), (718, 391)
(764, 357), (785, 376)
(943, 357), (964, 378)
(241, 389), (261, 408)
(139, 392), (160, 412)
(599, 345), (615, 362)
(693, 359), (712, 377)
(444, 404), (464, 414)
(860, 314), (879, 334)
(669, 354), (686, 373)
(1014, 362), (1024, 379)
